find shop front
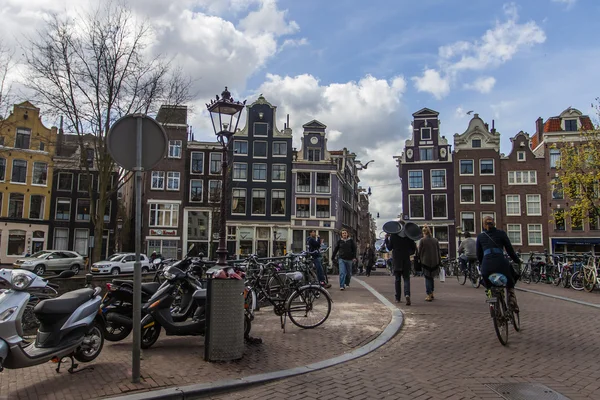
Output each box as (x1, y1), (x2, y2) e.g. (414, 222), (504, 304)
(231, 225), (291, 259)
(0, 223), (49, 265)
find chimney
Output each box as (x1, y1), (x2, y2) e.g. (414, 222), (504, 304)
(536, 117), (544, 143)
(57, 115), (64, 155)
(287, 114), (290, 127)
(491, 119), (496, 134)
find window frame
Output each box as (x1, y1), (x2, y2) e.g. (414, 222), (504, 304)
(316, 198), (330, 218)
(517, 151), (526, 162)
(461, 211), (475, 233)
(316, 172), (331, 194)
(168, 140), (182, 159)
(55, 198), (72, 221)
(419, 147), (433, 161)
(549, 149), (561, 169)
(28, 195), (45, 220)
(151, 171), (165, 190)
(296, 172), (311, 193)
(8, 193), (25, 218)
(208, 180), (221, 203)
(431, 193), (447, 219)
(273, 141), (287, 157)
(480, 159), (495, 175)
(471, 138), (482, 148)
(420, 127), (432, 140)
(53, 228), (69, 250)
(209, 152), (223, 175)
(505, 194), (521, 216)
(459, 159), (474, 176)
(0, 157), (5, 182)
(233, 140), (248, 156)
(232, 162), (248, 181)
(78, 173), (92, 193)
(190, 152), (204, 174)
(251, 189), (267, 216)
(189, 179), (203, 202)
(527, 224), (543, 246)
(31, 162), (48, 186)
(57, 172), (73, 191)
(308, 149), (321, 162)
(75, 198), (91, 222)
(252, 163), (267, 182)
(253, 122), (268, 137)
(507, 224), (522, 245)
(408, 170), (424, 190)
(231, 188), (247, 215)
(96, 199), (112, 223)
(166, 171), (180, 191)
(480, 184), (495, 204)
(460, 184), (475, 204)
(148, 202), (180, 228)
(10, 159), (27, 184)
(508, 170), (538, 185)
(271, 189), (286, 216)
(295, 197), (310, 218)
(272, 164), (286, 182)
(430, 169), (447, 190)
(253, 141), (268, 158)
(15, 127), (31, 150)
(526, 194), (542, 216)
(408, 194), (425, 220)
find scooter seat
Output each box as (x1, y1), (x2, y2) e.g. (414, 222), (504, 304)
(142, 282), (160, 295)
(34, 288), (95, 315)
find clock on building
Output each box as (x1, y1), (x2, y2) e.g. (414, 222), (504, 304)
(310, 137), (319, 144)
(406, 148), (413, 159)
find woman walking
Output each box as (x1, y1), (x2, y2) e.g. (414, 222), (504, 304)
(418, 225), (441, 302)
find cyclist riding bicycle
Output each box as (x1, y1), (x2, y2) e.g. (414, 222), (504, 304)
(458, 231), (477, 272)
(476, 216), (522, 313)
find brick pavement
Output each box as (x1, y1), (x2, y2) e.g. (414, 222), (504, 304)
(515, 280), (600, 305)
(0, 282), (390, 400)
(205, 276), (600, 400)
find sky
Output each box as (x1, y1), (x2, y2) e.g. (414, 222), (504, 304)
(1, 0), (599, 232)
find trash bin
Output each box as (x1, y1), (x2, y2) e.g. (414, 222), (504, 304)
(204, 277), (245, 362)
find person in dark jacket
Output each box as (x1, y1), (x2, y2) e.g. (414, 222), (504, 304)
(306, 230), (331, 288)
(384, 229), (416, 305)
(476, 216), (522, 313)
(332, 229), (357, 290)
(362, 243), (376, 277)
(418, 225), (441, 302)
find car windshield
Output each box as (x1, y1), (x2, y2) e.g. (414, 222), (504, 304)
(29, 251), (52, 259)
(108, 254), (125, 261)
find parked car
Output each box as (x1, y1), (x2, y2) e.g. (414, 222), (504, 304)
(91, 253), (152, 276)
(13, 250), (85, 276)
(375, 258), (386, 269)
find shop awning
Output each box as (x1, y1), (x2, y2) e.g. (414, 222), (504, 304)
(552, 238), (600, 245)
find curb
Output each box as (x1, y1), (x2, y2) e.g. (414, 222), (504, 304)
(516, 287), (600, 309)
(106, 278), (404, 400)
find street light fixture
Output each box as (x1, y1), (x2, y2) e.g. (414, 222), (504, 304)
(206, 87), (246, 267)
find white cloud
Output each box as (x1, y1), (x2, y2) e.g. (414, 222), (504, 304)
(412, 69), (451, 99)
(412, 3), (545, 98)
(552, 0), (576, 9)
(464, 76), (496, 93)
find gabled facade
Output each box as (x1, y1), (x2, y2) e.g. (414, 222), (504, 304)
(453, 113), (501, 250)
(0, 102), (57, 264)
(399, 108), (455, 256)
(500, 132), (548, 254)
(532, 107), (599, 254)
(48, 133), (119, 260)
(227, 95), (293, 258)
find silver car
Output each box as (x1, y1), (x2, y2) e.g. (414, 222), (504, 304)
(13, 250), (85, 276)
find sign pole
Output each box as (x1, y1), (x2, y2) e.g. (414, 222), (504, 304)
(132, 116), (143, 383)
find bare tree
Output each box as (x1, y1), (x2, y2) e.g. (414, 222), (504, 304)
(0, 39), (16, 128)
(23, 3), (191, 262)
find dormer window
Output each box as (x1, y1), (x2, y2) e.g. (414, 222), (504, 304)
(421, 127), (432, 140)
(564, 119), (577, 132)
(254, 122), (268, 136)
(308, 149), (321, 162)
(472, 139), (482, 148)
(517, 151), (526, 162)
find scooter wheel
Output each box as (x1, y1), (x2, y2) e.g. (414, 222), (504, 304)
(141, 322), (161, 349)
(74, 322), (104, 363)
(104, 315), (132, 342)
(244, 314), (252, 338)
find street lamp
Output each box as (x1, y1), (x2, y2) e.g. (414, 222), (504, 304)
(116, 217), (124, 253)
(206, 87), (246, 267)
(456, 226), (463, 246)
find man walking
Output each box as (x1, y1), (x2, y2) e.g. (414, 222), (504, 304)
(384, 228), (416, 305)
(332, 229), (357, 290)
(362, 243), (375, 277)
(306, 230), (331, 288)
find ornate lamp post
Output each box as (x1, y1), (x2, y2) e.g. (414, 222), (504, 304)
(206, 87), (246, 267)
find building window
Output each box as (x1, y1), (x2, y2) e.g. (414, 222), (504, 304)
(273, 142), (287, 156)
(74, 229), (89, 256)
(419, 148), (433, 161)
(191, 152), (204, 174)
(252, 163), (267, 181)
(528, 224), (543, 245)
(252, 189), (266, 215)
(149, 203), (179, 227)
(526, 194), (541, 216)
(147, 240), (178, 260)
(7, 230), (26, 256)
(208, 180), (221, 203)
(254, 122), (268, 136)
(297, 172), (310, 193)
(508, 171), (537, 185)
(97, 200), (111, 223)
(29, 195), (45, 219)
(31, 162), (48, 186)
(554, 209), (565, 231)
(234, 141), (248, 155)
(316, 198), (330, 218)
(480, 159), (494, 175)
(56, 198), (71, 220)
(76, 199), (91, 221)
(11, 160), (27, 183)
(460, 159), (474, 175)
(189, 179), (203, 202)
(552, 180), (564, 199)
(253, 141), (267, 158)
(461, 212), (475, 233)
(296, 198), (310, 218)
(472, 139), (482, 148)
(409, 194), (424, 219)
(168, 140), (182, 158)
(0, 158), (5, 181)
(316, 173), (330, 193)
(432, 194), (447, 219)
(232, 189), (246, 214)
(15, 128), (31, 149)
(564, 119), (577, 131)
(506, 195), (521, 216)
(272, 164), (286, 181)
(460, 185), (474, 203)
(421, 127), (432, 140)
(590, 212), (599, 231)
(167, 171), (180, 191)
(54, 228), (69, 250)
(151, 171), (165, 189)
(517, 151), (526, 162)
(431, 170), (446, 189)
(571, 215), (583, 231)
(308, 149), (321, 162)
(210, 153), (222, 174)
(78, 174), (91, 192)
(408, 170), (423, 189)
(271, 190), (285, 215)
(550, 149), (561, 168)
(57, 172), (73, 191)
(480, 185), (495, 203)
(233, 163), (247, 180)
(84, 148), (94, 169)
(8, 193), (24, 218)
(39, 141), (45, 151)
(507, 224), (522, 245)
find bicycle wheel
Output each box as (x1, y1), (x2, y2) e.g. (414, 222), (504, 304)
(533, 268), (542, 283)
(492, 298), (509, 346)
(570, 270), (584, 291)
(457, 265), (467, 285)
(552, 268), (561, 286)
(562, 271), (571, 288)
(287, 286), (332, 329)
(267, 273), (289, 301)
(583, 267), (597, 293)
(511, 309), (520, 332)
(522, 265), (531, 284)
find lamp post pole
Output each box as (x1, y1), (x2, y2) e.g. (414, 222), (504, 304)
(216, 141), (229, 267)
